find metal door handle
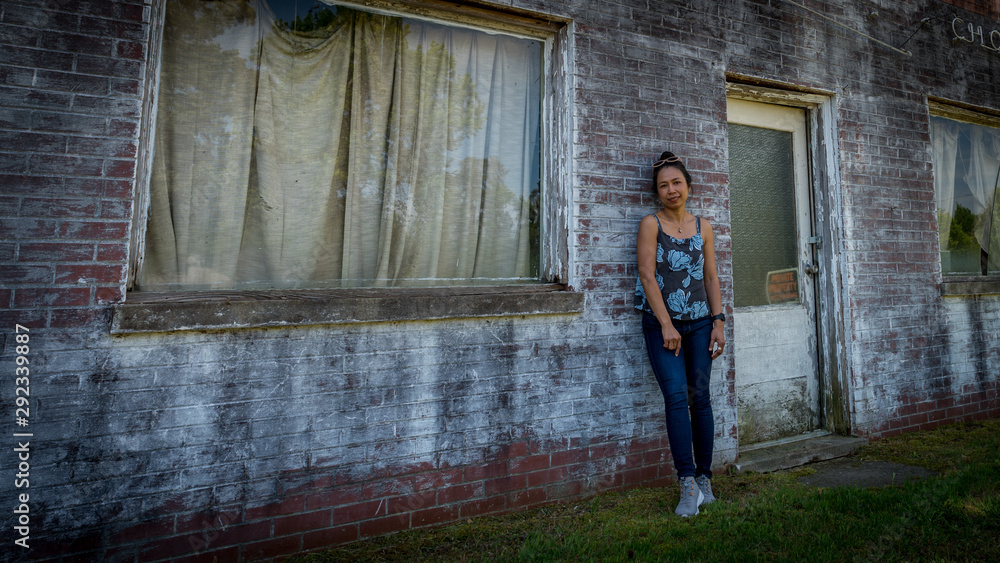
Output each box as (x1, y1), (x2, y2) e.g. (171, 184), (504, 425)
(804, 263), (819, 276)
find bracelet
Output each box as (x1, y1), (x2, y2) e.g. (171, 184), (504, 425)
(711, 313), (725, 323)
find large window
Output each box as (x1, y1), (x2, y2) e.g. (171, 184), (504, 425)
(138, 0), (548, 291)
(930, 107), (1000, 276)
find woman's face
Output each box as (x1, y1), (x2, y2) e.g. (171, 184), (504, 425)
(656, 166), (689, 210)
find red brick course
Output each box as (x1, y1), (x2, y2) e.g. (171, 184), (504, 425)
(71, 433), (683, 561)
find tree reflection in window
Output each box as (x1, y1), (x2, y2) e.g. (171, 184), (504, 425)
(931, 115), (1000, 276)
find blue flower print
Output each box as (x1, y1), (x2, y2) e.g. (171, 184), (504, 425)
(634, 278), (648, 312)
(667, 249), (691, 272)
(634, 274), (666, 312)
(656, 243), (664, 263)
(689, 254), (704, 281)
(682, 275), (691, 288)
(666, 288), (689, 313)
(689, 234), (703, 252)
(635, 274), (664, 293)
(687, 300), (709, 319)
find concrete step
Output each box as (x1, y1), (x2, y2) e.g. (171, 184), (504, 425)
(733, 431), (868, 474)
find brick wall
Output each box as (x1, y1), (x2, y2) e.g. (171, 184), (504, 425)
(1, 0), (998, 560)
(1, 0), (142, 326)
(829, 1), (1000, 437)
(941, 0), (1000, 19)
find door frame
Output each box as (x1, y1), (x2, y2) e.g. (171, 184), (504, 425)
(727, 98), (820, 443)
(725, 81), (851, 437)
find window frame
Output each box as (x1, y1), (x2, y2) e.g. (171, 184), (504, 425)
(928, 98), (1000, 296)
(117, 0), (579, 333)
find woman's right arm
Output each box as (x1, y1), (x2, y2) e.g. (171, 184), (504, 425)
(637, 215), (682, 355)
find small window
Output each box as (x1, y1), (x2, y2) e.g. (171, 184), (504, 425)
(138, 0), (550, 291)
(930, 107), (1000, 276)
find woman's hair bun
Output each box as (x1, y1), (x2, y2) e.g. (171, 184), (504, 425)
(651, 149), (692, 191)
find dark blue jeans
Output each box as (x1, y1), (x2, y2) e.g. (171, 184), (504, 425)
(642, 312), (714, 479)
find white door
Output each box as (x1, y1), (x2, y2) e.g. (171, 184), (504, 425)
(727, 98), (821, 445)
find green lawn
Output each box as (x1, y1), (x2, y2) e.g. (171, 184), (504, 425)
(294, 418), (1000, 562)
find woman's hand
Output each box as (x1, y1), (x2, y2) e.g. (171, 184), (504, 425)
(661, 324), (682, 356)
(709, 323), (725, 359)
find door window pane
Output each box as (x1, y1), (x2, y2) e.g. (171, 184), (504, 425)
(728, 124), (800, 307)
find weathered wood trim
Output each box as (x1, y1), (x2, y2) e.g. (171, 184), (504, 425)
(543, 22), (574, 285)
(112, 285), (585, 334)
(725, 78), (834, 108)
(928, 98), (1000, 128)
(338, 0), (568, 38)
(127, 0), (165, 290)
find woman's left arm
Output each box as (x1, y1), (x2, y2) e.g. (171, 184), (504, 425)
(702, 219), (726, 360)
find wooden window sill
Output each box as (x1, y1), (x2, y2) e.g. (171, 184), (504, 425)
(111, 284), (585, 334)
(940, 276), (1000, 297)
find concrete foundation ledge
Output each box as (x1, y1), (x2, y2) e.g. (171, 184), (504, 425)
(734, 431), (868, 474)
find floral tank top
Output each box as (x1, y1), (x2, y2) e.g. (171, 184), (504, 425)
(634, 215), (709, 321)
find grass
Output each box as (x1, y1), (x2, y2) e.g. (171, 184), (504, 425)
(293, 418), (1000, 562)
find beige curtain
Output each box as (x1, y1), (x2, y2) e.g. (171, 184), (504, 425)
(931, 118), (959, 251)
(141, 0), (541, 291)
(144, 0), (263, 289)
(965, 126), (1000, 272)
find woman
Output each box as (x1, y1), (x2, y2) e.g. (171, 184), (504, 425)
(635, 151), (726, 517)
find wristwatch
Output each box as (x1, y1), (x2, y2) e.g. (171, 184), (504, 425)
(711, 313), (726, 323)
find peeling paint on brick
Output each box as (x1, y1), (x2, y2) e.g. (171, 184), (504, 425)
(1, 0), (999, 560)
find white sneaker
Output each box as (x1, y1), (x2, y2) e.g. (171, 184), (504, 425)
(675, 476), (704, 517)
(696, 475), (716, 505)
